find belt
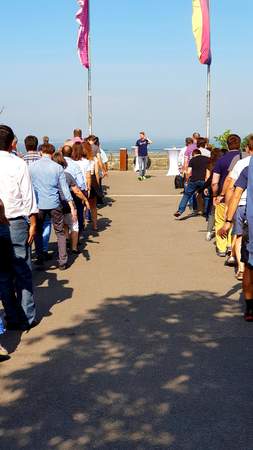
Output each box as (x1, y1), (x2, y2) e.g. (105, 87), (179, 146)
(8, 216), (24, 221)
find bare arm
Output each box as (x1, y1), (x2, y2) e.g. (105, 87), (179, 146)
(224, 175), (235, 206)
(185, 167), (192, 183)
(218, 187), (244, 238)
(71, 185), (90, 208)
(28, 214), (37, 246)
(205, 168), (211, 182)
(211, 172), (220, 197)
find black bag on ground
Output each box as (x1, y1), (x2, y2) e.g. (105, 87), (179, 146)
(174, 175), (184, 189)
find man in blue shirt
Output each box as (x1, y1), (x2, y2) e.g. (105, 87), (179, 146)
(30, 144), (76, 270)
(136, 131), (152, 180)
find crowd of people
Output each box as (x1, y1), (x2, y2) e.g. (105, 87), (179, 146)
(175, 131), (253, 322)
(0, 125), (109, 359)
(1, 126), (253, 359)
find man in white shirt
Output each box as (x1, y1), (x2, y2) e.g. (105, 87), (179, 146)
(0, 125), (38, 331)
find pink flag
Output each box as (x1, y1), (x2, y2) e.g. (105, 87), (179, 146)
(76, 0), (90, 69)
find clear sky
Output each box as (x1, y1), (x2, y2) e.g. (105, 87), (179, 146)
(0, 0), (253, 145)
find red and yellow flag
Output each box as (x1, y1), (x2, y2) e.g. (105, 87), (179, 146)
(192, 0), (212, 65)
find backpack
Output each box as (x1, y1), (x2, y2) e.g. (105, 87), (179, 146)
(174, 174), (184, 189)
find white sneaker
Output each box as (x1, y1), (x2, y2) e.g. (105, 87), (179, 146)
(206, 232), (212, 241)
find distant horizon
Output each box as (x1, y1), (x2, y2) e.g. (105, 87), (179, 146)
(1, 2), (253, 145)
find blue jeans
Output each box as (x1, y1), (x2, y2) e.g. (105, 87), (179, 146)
(178, 180), (205, 214)
(138, 156), (148, 177)
(43, 217), (52, 252)
(0, 219), (36, 326)
(184, 182), (196, 209)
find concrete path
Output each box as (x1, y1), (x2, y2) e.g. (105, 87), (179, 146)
(1, 171), (253, 450)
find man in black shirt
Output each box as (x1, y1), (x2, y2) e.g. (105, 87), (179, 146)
(174, 149), (209, 217)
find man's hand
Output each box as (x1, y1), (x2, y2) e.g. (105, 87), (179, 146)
(28, 223), (36, 245)
(28, 214), (37, 246)
(0, 199), (9, 225)
(204, 188), (209, 196)
(71, 207), (78, 223)
(83, 199), (90, 210)
(218, 222), (231, 239)
(213, 195), (224, 206)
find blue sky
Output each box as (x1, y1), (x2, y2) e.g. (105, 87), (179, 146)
(0, 0), (253, 145)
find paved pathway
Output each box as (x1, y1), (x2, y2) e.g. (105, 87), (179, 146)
(1, 171), (253, 450)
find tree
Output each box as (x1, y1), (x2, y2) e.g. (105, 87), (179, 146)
(214, 130), (231, 149)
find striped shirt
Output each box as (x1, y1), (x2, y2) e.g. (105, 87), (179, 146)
(23, 151), (41, 166)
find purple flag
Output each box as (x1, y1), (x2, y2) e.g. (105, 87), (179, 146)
(76, 0), (89, 69)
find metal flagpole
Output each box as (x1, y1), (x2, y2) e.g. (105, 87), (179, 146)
(87, 0), (92, 135)
(206, 64), (211, 139)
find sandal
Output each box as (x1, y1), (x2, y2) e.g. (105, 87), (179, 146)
(236, 271), (244, 281)
(225, 256), (236, 267)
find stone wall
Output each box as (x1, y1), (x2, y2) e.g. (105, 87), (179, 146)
(108, 152), (169, 171)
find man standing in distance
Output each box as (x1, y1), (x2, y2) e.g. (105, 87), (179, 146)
(136, 131), (152, 181)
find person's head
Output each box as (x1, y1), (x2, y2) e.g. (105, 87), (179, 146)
(61, 145), (73, 158)
(24, 135), (38, 152)
(73, 128), (82, 139)
(52, 151), (67, 169)
(246, 136), (253, 154)
(192, 132), (200, 143)
(86, 134), (96, 145)
(40, 143), (55, 156)
(227, 134), (241, 151)
(93, 136), (100, 147)
(72, 142), (84, 161)
(185, 137), (193, 146)
(12, 135), (18, 150)
(43, 136), (49, 145)
(208, 148), (223, 171)
(192, 149), (201, 157)
(0, 125), (15, 152)
(83, 141), (93, 160)
(196, 137), (207, 149)
(139, 131), (146, 140)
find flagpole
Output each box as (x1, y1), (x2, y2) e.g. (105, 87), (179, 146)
(206, 64), (211, 139)
(87, 0), (92, 135)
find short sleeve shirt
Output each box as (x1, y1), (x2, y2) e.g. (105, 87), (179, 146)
(234, 166), (248, 192)
(136, 139), (149, 157)
(230, 156), (250, 206)
(188, 155), (209, 182)
(213, 150), (240, 193)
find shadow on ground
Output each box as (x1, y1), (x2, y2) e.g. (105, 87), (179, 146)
(0, 290), (252, 450)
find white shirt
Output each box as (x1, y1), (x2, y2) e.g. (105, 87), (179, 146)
(0, 150), (37, 219)
(200, 147), (211, 157)
(100, 148), (108, 164)
(178, 146), (187, 167)
(230, 156), (250, 206)
(76, 158), (92, 177)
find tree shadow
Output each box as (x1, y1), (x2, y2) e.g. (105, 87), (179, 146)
(1, 270), (73, 355)
(0, 290), (251, 450)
